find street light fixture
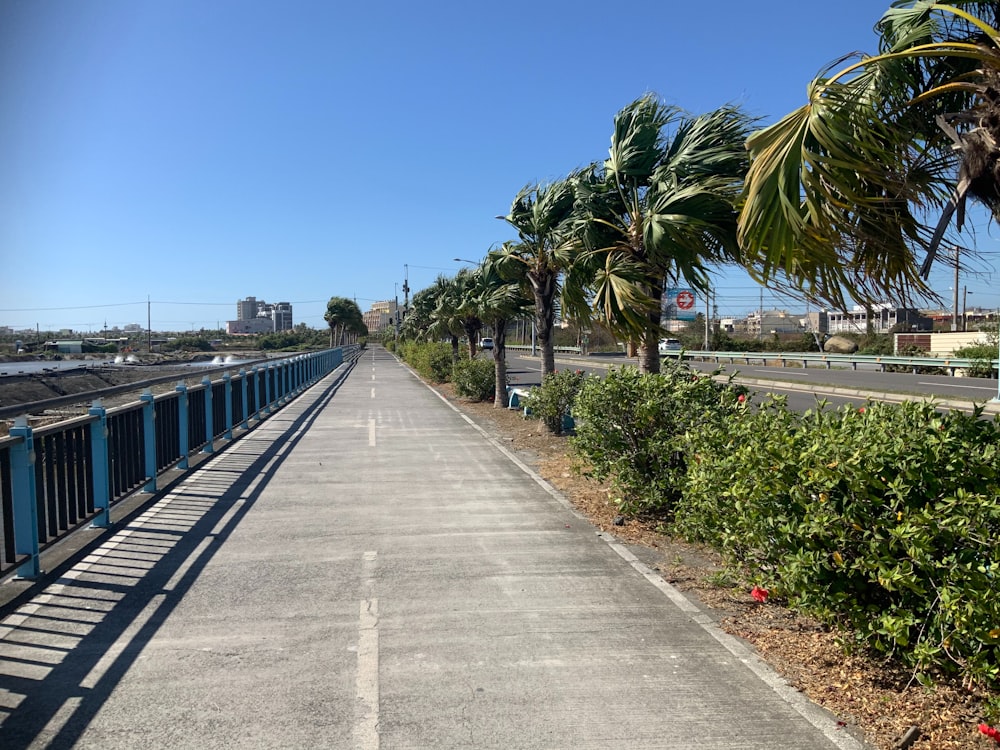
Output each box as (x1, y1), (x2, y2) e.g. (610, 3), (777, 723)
(453, 258), (479, 265)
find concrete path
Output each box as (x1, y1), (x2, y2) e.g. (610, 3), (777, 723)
(0, 347), (870, 749)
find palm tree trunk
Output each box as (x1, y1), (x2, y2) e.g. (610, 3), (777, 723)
(451, 334), (460, 362)
(638, 283), (664, 374)
(530, 270), (557, 379)
(492, 319), (509, 408)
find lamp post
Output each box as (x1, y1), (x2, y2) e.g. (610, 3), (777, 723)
(994, 302), (1000, 403)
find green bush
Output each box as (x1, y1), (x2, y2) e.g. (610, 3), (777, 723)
(399, 341), (454, 382)
(676, 397), (1000, 688)
(954, 342), (997, 378)
(570, 363), (747, 515)
(521, 369), (587, 435)
(161, 336), (214, 352)
(452, 358), (495, 401)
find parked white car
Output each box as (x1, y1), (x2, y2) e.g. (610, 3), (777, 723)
(658, 338), (682, 354)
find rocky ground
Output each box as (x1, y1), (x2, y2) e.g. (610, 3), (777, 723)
(435, 383), (998, 750)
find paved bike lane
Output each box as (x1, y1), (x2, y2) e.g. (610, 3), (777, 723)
(0, 346), (869, 749)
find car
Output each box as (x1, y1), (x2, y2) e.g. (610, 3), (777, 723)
(658, 338), (682, 354)
(480, 337), (494, 350)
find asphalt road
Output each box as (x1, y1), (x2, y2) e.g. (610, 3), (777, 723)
(500, 351), (1000, 414)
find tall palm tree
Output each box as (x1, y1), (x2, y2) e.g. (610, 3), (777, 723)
(738, 2), (1000, 309)
(424, 275), (464, 360)
(452, 268), (484, 359)
(496, 175), (579, 379)
(573, 95), (753, 373)
(478, 244), (533, 407)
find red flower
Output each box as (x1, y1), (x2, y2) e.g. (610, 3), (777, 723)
(751, 586), (769, 603)
(980, 724), (1000, 744)
(737, 394), (746, 403)
(858, 407), (866, 414)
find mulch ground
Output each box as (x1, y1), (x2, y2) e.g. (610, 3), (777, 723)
(437, 383), (998, 750)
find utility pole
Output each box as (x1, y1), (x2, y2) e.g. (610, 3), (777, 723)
(403, 264), (410, 319)
(758, 288), (764, 341)
(952, 246), (960, 331)
(147, 295), (152, 353)
(703, 290), (710, 350)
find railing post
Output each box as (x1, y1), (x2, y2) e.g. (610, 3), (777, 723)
(9, 417), (41, 579)
(223, 372), (233, 440)
(89, 401), (111, 529)
(176, 381), (190, 469)
(140, 389), (157, 493)
(240, 369), (250, 429)
(202, 376), (214, 453)
(264, 365), (273, 414)
(252, 367), (263, 421)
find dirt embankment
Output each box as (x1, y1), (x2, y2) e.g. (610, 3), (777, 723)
(0, 353), (263, 432)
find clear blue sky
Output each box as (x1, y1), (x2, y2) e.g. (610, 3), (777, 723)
(1, 0), (996, 333)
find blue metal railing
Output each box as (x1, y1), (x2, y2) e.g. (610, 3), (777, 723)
(0, 347), (353, 580)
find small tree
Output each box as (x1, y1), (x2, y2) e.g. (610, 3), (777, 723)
(324, 297), (365, 346)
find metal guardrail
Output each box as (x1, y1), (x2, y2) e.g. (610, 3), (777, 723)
(659, 350), (999, 376)
(507, 344), (997, 376)
(505, 344), (583, 354)
(0, 347), (354, 581)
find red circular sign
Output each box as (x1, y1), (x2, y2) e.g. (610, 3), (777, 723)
(676, 291), (695, 310)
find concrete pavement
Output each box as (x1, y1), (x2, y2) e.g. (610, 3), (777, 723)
(0, 347), (870, 749)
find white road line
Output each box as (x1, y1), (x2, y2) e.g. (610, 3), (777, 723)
(918, 381), (994, 391)
(353, 552), (379, 750)
(368, 418), (376, 447)
(371, 388), (375, 399)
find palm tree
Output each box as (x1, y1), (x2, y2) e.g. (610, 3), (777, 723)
(496, 175), (579, 379)
(573, 95), (753, 373)
(452, 268), (484, 359)
(738, 2), (1000, 309)
(478, 244), (533, 407)
(424, 275), (465, 361)
(324, 296), (365, 346)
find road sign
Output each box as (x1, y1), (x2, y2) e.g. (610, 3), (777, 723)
(666, 288), (697, 321)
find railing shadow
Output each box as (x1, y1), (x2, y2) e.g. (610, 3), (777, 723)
(0, 357), (358, 748)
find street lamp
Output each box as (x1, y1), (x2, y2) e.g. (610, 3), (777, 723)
(453, 258), (479, 265)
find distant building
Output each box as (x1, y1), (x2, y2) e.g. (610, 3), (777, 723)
(825, 304), (929, 334)
(229, 296), (293, 334)
(237, 296), (260, 321)
(270, 302), (293, 330)
(745, 309), (802, 338)
(364, 300), (399, 333)
(227, 318), (276, 335)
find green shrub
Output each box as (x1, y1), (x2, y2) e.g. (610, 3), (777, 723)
(570, 362), (747, 515)
(521, 369), (587, 435)
(452, 358), (495, 401)
(399, 341), (454, 382)
(954, 342), (997, 378)
(676, 398), (1000, 688)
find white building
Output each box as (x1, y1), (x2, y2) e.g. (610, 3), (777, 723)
(825, 304), (927, 334)
(230, 296), (294, 334)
